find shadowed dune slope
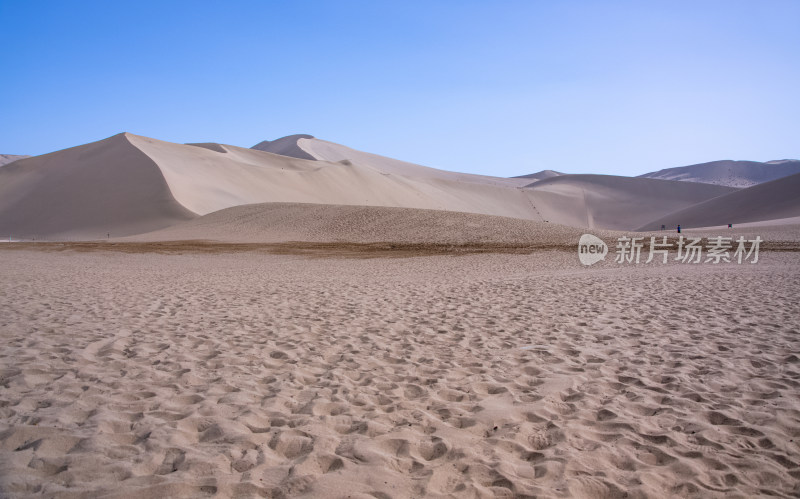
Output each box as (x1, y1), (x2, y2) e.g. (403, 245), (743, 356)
(0, 134), (196, 239)
(0, 154), (29, 167)
(125, 202), (600, 245)
(637, 172), (800, 230)
(513, 169), (563, 181)
(524, 174), (737, 230)
(639, 159), (800, 187)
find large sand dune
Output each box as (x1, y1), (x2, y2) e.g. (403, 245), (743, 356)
(524, 174), (736, 230)
(639, 159), (800, 187)
(0, 134), (195, 239)
(0, 154), (29, 167)
(130, 134), (546, 220)
(637, 171), (800, 230)
(0, 133), (765, 239)
(125, 202), (598, 245)
(0, 134), (546, 239)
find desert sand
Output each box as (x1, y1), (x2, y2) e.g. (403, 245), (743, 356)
(121, 203), (606, 246)
(523, 175), (735, 230)
(0, 133), (757, 240)
(1, 134), (799, 498)
(0, 244), (799, 498)
(0, 155), (29, 168)
(0, 134), (196, 239)
(636, 172), (800, 231)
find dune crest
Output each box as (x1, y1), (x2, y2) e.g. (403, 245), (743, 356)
(639, 159), (800, 187)
(252, 134), (316, 160)
(1, 132), (793, 239)
(0, 154), (29, 167)
(513, 169), (563, 181)
(0, 133), (195, 239)
(637, 171), (800, 230)
(525, 174), (736, 230)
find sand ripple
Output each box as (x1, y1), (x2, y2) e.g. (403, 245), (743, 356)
(0, 251), (798, 498)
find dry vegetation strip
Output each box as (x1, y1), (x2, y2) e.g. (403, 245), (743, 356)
(0, 241), (571, 258)
(0, 239), (798, 258)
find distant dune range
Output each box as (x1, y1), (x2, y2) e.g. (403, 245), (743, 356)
(639, 159), (800, 187)
(523, 174), (735, 230)
(0, 132), (797, 239)
(637, 171), (800, 231)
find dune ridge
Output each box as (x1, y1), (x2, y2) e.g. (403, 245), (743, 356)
(127, 134), (549, 222)
(0, 134), (195, 239)
(1, 132), (795, 240)
(525, 174), (736, 230)
(639, 159), (800, 187)
(0, 154), (29, 167)
(252, 134), (317, 161)
(637, 171), (800, 230)
(513, 169), (563, 181)
(291, 135), (533, 188)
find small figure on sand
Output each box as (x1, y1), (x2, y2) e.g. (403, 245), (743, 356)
(677, 225), (681, 234)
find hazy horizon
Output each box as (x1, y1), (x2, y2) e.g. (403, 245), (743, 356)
(1, 0), (797, 177)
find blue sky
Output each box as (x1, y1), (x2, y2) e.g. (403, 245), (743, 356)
(1, 1), (797, 176)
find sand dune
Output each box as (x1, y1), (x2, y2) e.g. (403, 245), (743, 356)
(639, 159), (800, 187)
(2, 132), (799, 498)
(0, 154), (29, 167)
(0, 134), (195, 239)
(0, 132), (779, 240)
(252, 134), (316, 161)
(269, 134), (532, 188)
(0, 133), (548, 239)
(524, 174), (736, 230)
(0, 134), (571, 240)
(129, 134), (547, 220)
(125, 202), (600, 245)
(513, 169), (563, 181)
(637, 172), (800, 230)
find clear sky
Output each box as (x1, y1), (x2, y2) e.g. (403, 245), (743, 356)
(1, 1), (797, 177)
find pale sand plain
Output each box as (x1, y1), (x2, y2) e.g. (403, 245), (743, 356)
(0, 246), (799, 498)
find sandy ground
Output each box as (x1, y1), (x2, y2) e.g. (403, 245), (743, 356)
(0, 248), (799, 498)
